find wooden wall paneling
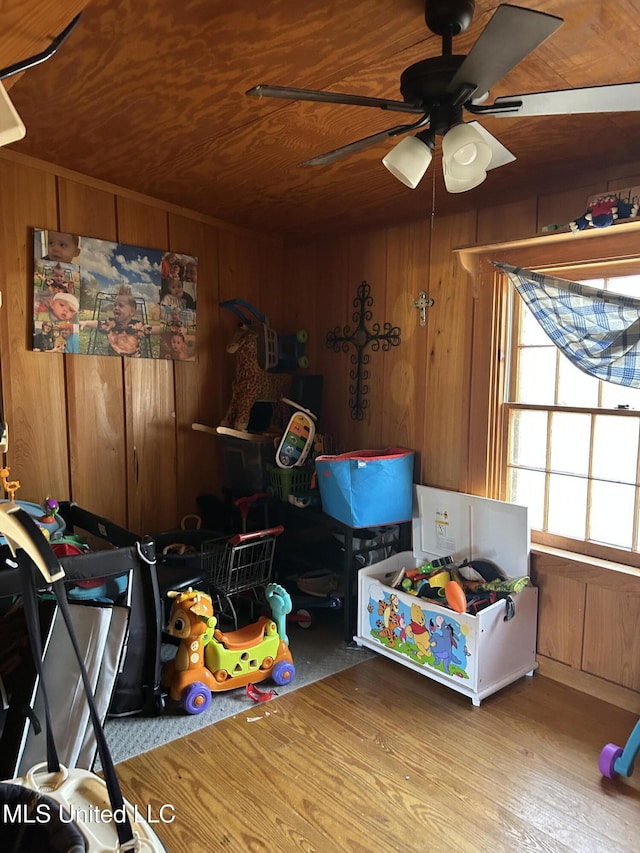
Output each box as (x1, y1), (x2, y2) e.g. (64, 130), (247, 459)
(282, 243), (320, 371)
(283, 243), (326, 418)
(536, 183), (605, 234)
(218, 231), (265, 312)
(168, 214), (222, 516)
(476, 198), (537, 246)
(0, 159), (70, 502)
(281, 243), (327, 438)
(421, 211), (476, 492)
(381, 219), (430, 461)
(582, 584), (640, 690)
(116, 197), (177, 535)
(57, 177), (128, 525)
(345, 228), (388, 449)
(311, 237), (352, 451)
(602, 159), (640, 188)
(530, 558), (586, 669)
(257, 239), (286, 334)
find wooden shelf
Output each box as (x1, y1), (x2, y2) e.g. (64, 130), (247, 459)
(456, 217), (640, 276)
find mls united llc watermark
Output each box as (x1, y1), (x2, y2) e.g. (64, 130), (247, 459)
(2, 801), (176, 825)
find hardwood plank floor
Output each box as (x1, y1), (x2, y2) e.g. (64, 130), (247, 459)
(116, 658), (639, 852)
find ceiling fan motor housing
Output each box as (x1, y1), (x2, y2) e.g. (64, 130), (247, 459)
(400, 55), (466, 106)
(425, 0), (475, 36)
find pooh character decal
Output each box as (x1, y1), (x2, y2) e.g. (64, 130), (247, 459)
(366, 584), (471, 679)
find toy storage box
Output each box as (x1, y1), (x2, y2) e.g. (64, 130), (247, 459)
(315, 447), (414, 528)
(355, 485), (538, 706)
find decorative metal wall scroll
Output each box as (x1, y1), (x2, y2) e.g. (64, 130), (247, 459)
(326, 281), (401, 420)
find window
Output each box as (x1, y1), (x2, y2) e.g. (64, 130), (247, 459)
(504, 262), (640, 563)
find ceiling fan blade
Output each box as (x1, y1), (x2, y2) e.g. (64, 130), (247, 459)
(466, 121), (515, 171)
(489, 82), (640, 116)
(447, 5), (563, 101)
(301, 115), (430, 166)
(246, 84), (424, 115)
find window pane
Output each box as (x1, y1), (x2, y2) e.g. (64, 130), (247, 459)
(601, 381), (640, 410)
(589, 481), (635, 549)
(592, 415), (638, 484)
(556, 353), (599, 407)
(519, 301), (549, 346)
(506, 263), (640, 554)
(508, 467), (545, 530)
(509, 409), (547, 468)
(606, 274), (640, 297)
(549, 412), (590, 476)
(547, 473), (587, 539)
(516, 347), (556, 404)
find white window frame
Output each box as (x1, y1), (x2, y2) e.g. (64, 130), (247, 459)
(502, 258), (640, 568)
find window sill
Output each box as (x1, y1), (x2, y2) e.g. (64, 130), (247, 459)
(531, 542), (640, 581)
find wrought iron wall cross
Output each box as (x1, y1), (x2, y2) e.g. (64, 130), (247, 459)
(326, 281), (401, 420)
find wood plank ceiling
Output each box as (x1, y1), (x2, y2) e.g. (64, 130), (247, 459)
(3, 0), (640, 241)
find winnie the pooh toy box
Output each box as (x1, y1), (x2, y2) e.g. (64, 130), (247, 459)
(356, 485), (538, 706)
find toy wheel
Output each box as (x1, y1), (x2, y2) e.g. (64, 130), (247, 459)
(296, 608), (312, 629)
(296, 329), (308, 343)
(213, 669), (229, 683)
(260, 656), (274, 670)
(181, 682), (211, 715)
(297, 355), (310, 369)
(272, 660), (295, 686)
(599, 742), (623, 778)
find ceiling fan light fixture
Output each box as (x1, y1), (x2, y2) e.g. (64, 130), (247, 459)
(442, 157), (487, 193)
(0, 82), (26, 147)
(442, 122), (491, 181)
(382, 135), (433, 189)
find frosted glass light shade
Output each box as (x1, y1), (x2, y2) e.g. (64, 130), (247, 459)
(442, 123), (491, 181)
(0, 82), (26, 146)
(382, 136), (432, 189)
(442, 157), (487, 193)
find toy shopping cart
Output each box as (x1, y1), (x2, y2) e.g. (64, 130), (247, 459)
(201, 525), (284, 630)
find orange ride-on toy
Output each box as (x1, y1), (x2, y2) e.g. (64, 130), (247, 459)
(162, 583), (294, 714)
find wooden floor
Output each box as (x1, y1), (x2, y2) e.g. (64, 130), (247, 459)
(116, 658), (639, 852)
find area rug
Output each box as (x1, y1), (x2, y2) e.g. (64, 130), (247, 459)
(105, 610), (374, 765)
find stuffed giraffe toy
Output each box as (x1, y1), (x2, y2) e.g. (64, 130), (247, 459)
(220, 323), (291, 432)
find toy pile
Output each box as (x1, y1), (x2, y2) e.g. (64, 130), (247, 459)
(389, 556), (530, 615)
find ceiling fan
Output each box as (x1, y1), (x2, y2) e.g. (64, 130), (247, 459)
(247, 0), (640, 193)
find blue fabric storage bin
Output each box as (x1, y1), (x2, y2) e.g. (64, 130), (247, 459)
(315, 448), (414, 528)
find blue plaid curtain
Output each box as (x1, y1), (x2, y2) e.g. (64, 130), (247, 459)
(494, 261), (640, 387)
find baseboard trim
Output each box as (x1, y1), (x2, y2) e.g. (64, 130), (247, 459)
(537, 655), (640, 715)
